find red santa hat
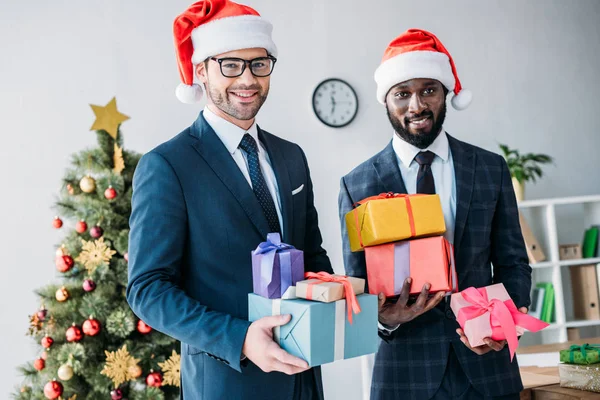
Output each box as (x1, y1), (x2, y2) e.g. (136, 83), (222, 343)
(173, 0), (278, 104)
(374, 29), (472, 110)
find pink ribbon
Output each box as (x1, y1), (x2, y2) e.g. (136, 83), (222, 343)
(457, 287), (549, 361)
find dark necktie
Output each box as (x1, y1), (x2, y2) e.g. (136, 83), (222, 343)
(415, 151), (436, 194)
(239, 134), (282, 234)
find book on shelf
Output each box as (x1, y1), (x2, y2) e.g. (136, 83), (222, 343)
(529, 287), (545, 320)
(519, 212), (546, 263)
(570, 264), (600, 320)
(582, 226), (599, 258)
(535, 282), (555, 324)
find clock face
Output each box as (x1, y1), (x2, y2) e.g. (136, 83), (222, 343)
(312, 78), (358, 128)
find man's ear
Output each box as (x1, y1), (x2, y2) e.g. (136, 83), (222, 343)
(195, 62), (208, 85)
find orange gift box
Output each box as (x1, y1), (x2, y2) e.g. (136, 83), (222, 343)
(364, 236), (457, 297)
(345, 193), (446, 252)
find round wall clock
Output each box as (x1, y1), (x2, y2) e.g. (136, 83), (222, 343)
(312, 78), (358, 128)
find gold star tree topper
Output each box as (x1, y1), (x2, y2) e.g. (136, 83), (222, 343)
(76, 238), (117, 274)
(158, 350), (181, 387)
(101, 345), (141, 388)
(90, 97), (129, 139)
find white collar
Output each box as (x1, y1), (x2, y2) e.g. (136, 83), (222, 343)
(392, 129), (449, 168)
(203, 106), (259, 155)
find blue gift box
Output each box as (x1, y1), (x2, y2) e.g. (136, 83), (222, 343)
(248, 293), (379, 367)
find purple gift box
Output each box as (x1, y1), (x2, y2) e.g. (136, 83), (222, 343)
(252, 233), (305, 299)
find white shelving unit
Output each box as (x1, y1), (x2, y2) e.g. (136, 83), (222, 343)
(518, 194), (600, 347)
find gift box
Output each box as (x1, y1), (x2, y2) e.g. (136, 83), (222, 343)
(559, 363), (600, 393)
(296, 272), (365, 303)
(252, 233), (304, 299)
(560, 344), (600, 365)
(364, 236), (457, 297)
(450, 283), (550, 360)
(345, 192), (445, 252)
(247, 292), (379, 367)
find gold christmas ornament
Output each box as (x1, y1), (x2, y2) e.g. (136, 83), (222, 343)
(57, 364), (74, 381)
(76, 238), (116, 274)
(56, 287), (70, 302)
(113, 144), (125, 175)
(128, 364), (142, 379)
(79, 176), (96, 193)
(89, 97), (130, 140)
(101, 345), (140, 388)
(158, 350), (181, 387)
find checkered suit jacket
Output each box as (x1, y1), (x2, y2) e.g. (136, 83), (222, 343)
(338, 135), (532, 400)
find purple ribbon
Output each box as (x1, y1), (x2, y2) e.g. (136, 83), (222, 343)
(253, 233), (295, 298)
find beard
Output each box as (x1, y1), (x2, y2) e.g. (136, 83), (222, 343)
(206, 79), (269, 121)
(387, 102), (447, 149)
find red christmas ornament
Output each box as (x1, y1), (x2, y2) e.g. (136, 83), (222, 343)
(75, 220), (88, 234)
(55, 255), (74, 273)
(146, 371), (163, 387)
(90, 225), (103, 239)
(37, 307), (48, 321)
(41, 336), (54, 349)
(137, 320), (152, 334)
(34, 358), (45, 371)
(104, 186), (117, 200)
(43, 380), (63, 400)
(52, 217), (63, 229)
(82, 278), (96, 292)
(82, 317), (101, 336)
(110, 388), (123, 400)
(66, 323), (83, 342)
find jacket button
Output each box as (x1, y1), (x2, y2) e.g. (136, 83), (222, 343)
(445, 309), (455, 319)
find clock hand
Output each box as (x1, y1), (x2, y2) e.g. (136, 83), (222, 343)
(330, 96), (336, 115)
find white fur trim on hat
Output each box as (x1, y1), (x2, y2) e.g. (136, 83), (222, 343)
(374, 51), (455, 105)
(190, 15), (278, 64)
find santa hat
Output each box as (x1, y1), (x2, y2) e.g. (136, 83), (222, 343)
(173, 0), (278, 103)
(374, 29), (472, 110)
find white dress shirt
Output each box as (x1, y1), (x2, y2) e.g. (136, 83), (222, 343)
(392, 129), (456, 244)
(203, 106), (284, 233)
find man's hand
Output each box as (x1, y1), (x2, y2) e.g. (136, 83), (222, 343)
(456, 306), (528, 355)
(378, 278), (445, 327)
(242, 314), (309, 375)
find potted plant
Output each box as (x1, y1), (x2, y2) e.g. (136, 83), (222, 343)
(498, 144), (553, 201)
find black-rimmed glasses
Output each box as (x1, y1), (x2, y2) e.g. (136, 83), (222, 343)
(210, 56), (277, 78)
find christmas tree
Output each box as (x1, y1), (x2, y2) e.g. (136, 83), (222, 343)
(14, 98), (180, 400)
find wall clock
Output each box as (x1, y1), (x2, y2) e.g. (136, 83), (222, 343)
(312, 78), (358, 128)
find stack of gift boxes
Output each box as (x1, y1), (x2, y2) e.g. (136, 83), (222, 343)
(247, 233), (379, 367)
(558, 344), (600, 393)
(345, 192), (457, 297)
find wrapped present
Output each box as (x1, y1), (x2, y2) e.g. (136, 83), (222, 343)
(560, 344), (600, 365)
(248, 288), (378, 367)
(364, 236), (457, 297)
(296, 272), (365, 303)
(559, 363), (600, 393)
(252, 233), (304, 299)
(450, 283), (549, 360)
(345, 192), (445, 252)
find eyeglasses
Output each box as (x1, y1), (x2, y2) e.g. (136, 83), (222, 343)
(210, 56), (277, 78)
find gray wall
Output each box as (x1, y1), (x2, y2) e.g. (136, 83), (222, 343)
(2, 0), (599, 398)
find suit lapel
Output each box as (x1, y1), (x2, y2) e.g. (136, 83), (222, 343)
(448, 134), (475, 259)
(189, 112), (270, 239)
(373, 142), (408, 194)
(259, 128), (294, 243)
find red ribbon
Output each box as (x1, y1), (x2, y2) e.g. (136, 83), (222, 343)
(457, 287), (549, 361)
(352, 193), (423, 249)
(304, 272), (362, 324)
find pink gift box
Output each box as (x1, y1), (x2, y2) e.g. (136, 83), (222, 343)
(450, 283), (549, 360)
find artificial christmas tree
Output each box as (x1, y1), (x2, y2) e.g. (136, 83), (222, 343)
(14, 98), (180, 400)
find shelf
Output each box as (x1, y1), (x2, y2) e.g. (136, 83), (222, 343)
(518, 194), (600, 209)
(530, 261), (554, 269)
(565, 320), (600, 328)
(558, 257), (600, 267)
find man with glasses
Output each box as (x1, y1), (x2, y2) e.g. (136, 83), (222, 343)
(126, 1), (333, 399)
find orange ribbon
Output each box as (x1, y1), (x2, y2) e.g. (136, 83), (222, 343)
(352, 193), (422, 249)
(304, 272), (362, 324)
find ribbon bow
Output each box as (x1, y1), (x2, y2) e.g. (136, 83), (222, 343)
(352, 193), (423, 249)
(457, 287), (549, 361)
(304, 272), (362, 324)
(568, 344), (600, 363)
(254, 233), (296, 299)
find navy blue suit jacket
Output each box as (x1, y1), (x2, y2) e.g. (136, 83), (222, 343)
(338, 135), (532, 399)
(127, 112), (333, 399)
